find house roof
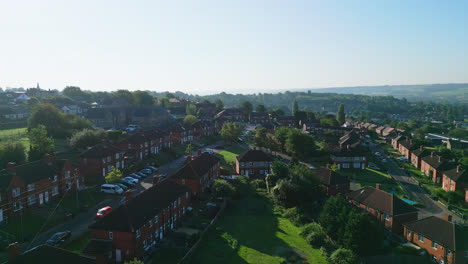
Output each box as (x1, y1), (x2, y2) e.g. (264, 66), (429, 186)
(411, 147), (431, 158)
(236, 149), (273, 162)
(331, 145), (367, 157)
(346, 186), (417, 216)
(382, 127), (395, 135)
(79, 144), (124, 159)
(215, 108), (243, 117)
(421, 154), (450, 169)
(403, 216), (468, 251)
(399, 138), (419, 150)
(339, 131), (361, 146)
(392, 135), (403, 142)
(172, 153), (220, 180)
(315, 167), (350, 186)
(89, 180), (190, 232)
(10, 245), (94, 264)
(443, 167), (468, 183)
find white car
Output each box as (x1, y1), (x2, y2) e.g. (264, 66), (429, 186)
(123, 177), (138, 184)
(204, 149), (214, 154)
(101, 184), (124, 194)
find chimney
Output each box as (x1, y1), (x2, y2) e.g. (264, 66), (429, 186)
(7, 162), (16, 174)
(420, 145), (423, 151)
(438, 156), (441, 162)
(197, 149), (201, 156)
(346, 145), (350, 149)
(376, 184), (381, 190)
(44, 153), (52, 165)
(431, 151), (434, 157)
(444, 215), (452, 222)
(456, 165), (460, 173)
(125, 190), (132, 203)
(7, 242), (20, 262)
(152, 175), (159, 185)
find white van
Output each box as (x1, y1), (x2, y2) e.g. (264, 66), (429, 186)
(101, 184), (124, 194)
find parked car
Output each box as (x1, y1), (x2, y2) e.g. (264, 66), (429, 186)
(381, 159), (388, 163)
(375, 152), (381, 156)
(116, 183), (129, 191)
(126, 124), (138, 132)
(398, 157), (408, 162)
(140, 169), (152, 175)
(368, 164), (381, 170)
(128, 173), (142, 180)
(134, 172), (147, 178)
(122, 177), (137, 185)
(45, 231), (71, 246)
(119, 181), (134, 188)
(203, 149), (214, 154)
(95, 206), (112, 219)
(101, 184), (124, 194)
(146, 166), (158, 172)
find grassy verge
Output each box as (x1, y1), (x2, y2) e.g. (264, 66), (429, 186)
(342, 168), (406, 198)
(188, 183), (327, 264)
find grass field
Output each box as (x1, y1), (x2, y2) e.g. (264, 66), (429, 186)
(215, 146), (246, 171)
(189, 183), (327, 264)
(342, 168), (406, 198)
(0, 127), (29, 150)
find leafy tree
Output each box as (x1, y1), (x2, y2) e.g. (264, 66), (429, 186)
(329, 248), (358, 264)
(133, 90), (154, 105)
(158, 97), (170, 107)
(212, 179), (235, 198)
(70, 129), (107, 149)
(220, 122), (243, 143)
(285, 129), (317, 159)
(0, 143), (26, 168)
(275, 127), (290, 150)
(28, 103), (65, 137)
(292, 100), (299, 116)
(107, 130), (126, 141)
(342, 210), (384, 255)
(215, 99), (224, 113)
(28, 125), (55, 161)
(183, 115), (198, 127)
(105, 166), (122, 184)
(185, 143), (193, 155)
(112, 90), (135, 105)
(186, 104), (197, 116)
(239, 101), (253, 116)
(319, 195), (351, 241)
(62, 86), (91, 101)
(271, 161), (289, 179)
(254, 127), (268, 147)
(337, 104), (345, 125)
(448, 128), (468, 139)
(265, 173), (279, 193)
(26, 97), (40, 109)
(270, 108), (285, 118)
(255, 104), (266, 113)
(320, 117), (339, 127)
(125, 259), (144, 264)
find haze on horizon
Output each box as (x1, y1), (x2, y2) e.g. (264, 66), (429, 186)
(1, 0), (467, 95)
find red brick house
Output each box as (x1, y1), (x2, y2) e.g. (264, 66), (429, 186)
(78, 144), (126, 179)
(314, 167), (350, 196)
(0, 154), (83, 222)
(421, 152), (452, 185)
(338, 131), (361, 148)
(330, 145), (367, 170)
(410, 146), (431, 169)
(442, 166), (468, 193)
(375, 126), (385, 135)
(382, 127), (395, 137)
(391, 135), (404, 150)
(118, 132), (150, 162)
(171, 153), (220, 197)
(236, 149), (273, 177)
(215, 108), (244, 121)
(249, 112), (269, 124)
(398, 138), (419, 160)
(275, 116), (296, 127)
(88, 180), (191, 262)
(346, 185), (418, 233)
(403, 215), (468, 264)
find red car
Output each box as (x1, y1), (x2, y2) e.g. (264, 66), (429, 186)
(96, 206), (112, 219)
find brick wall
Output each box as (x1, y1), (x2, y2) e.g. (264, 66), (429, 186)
(404, 227), (453, 264)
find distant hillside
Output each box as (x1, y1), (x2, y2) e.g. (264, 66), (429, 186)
(304, 83), (468, 104)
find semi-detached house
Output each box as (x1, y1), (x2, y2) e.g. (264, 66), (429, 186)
(442, 166), (468, 193)
(235, 149), (273, 177)
(88, 180), (191, 262)
(78, 144), (126, 178)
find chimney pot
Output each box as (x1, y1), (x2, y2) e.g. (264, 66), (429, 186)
(438, 156), (441, 162)
(444, 215), (452, 222)
(7, 242), (20, 261)
(431, 151), (434, 157)
(376, 183), (381, 190)
(456, 165), (460, 173)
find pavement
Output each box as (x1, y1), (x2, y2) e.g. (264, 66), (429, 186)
(369, 142), (463, 223)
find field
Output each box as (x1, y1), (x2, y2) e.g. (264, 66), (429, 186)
(215, 146), (246, 171)
(0, 127), (29, 149)
(188, 183), (327, 264)
(342, 168), (406, 198)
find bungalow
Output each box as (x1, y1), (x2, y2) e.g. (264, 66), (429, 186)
(215, 108), (244, 121)
(171, 153), (220, 197)
(347, 185), (418, 233)
(314, 167), (350, 196)
(403, 215), (468, 264)
(236, 149), (273, 177)
(391, 135), (404, 150)
(398, 138), (419, 160)
(0, 154), (83, 222)
(421, 152), (452, 185)
(249, 112), (269, 124)
(8, 243), (95, 264)
(410, 146), (431, 169)
(78, 144), (126, 179)
(442, 166), (468, 193)
(88, 180), (191, 262)
(330, 145), (367, 170)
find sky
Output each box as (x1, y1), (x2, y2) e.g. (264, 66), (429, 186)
(1, 0), (467, 95)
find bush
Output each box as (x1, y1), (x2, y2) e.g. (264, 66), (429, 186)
(306, 231), (326, 248)
(329, 248), (358, 264)
(282, 207), (306, 226)
(212, 179), (235, 198)
(300, 222), (324, 237)
(251, 179), (266, 189)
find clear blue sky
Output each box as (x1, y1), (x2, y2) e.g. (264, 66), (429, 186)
(1, 0), (467, 94)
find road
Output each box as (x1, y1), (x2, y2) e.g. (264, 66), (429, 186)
(369, 142), (463, 223)
(22, 141), (224, 252)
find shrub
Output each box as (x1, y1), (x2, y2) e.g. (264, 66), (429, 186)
(251, 179), (266, 189)
(306, 231), (326, 248)
(282, 207), (306, 226)
(300, 222), (324, 237)
(329, 248), (358, 264)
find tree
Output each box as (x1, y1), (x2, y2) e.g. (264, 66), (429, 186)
(0, 143), (26, 168)
(448, 128), (468, 140)
(186, 104), (197, 116)
(329, 248), (358, 264)
(285, 129), (317, 159)
(220, 122), (243, 143)
(320, 117), (339, 127)
(183, 115), (198, 127)
(70, 129), (107, 149)
(212, 179), (235, 198)
(239, 101), (253, 116)
(28, 103), (65, 137)
(215, 99), (224, 113)
(292, 100), (299, 116)
(337, 104), (345, 125)
(185, 143), (193, 155)
(255, 104), (266, 113)
(125, 259), (144, 264)
(271, 161), (289, 179)
(342, 210), (384, 255)
(105, 166), (122, 184)
(319, 195), (350, 241)
(28, 125), (55, 161)
(62, 86), (91, 101)
(270, 108), (285, 118)
(254, 127), (268, 147)
(112, 90), (135, 105)
(26, 97), (40, 109)
(158, 97), (170, 107)
(133, 91), (154, 105)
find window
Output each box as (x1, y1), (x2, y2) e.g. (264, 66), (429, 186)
(342, 163), (350, 168)
(418, 234), (424, 242)
(143, 239), (147, 247)
(178, 197), (181, 205)
(28, 195), (36, 205)
(116, 162), (120, 169)
(432, 241), (438, 249)
(107, 165), (111, 172)
(128, 144), (131, 149)
(186, 192), (189, 199)
(366, 206), (369, 211)
(116, 153), (119, 159)
(52, 186), (59, 196)
(65, 182), (71, 191)
(155, 215), (158, 223)
(407, 231), (412, 237)
(102, 158), (106, 164)
(356, 202), (360, 207)
(447, 249), (451, 257)
(136, 229), (140, 238)
(12, 188), (20, 197)
(27, 184), (35, 192)
(353, 162), (361, 168)
(149, 219), (153, 227)
(107, 156), (111, 162)
(384, 214), (390, 221)
(52, 175), (58, 182)
(249, 162), (253, 166)
(13, 201), (22, 211)
(65, 170), (71, 178)
(122, 160), (125, 169)
(173, 201), (177, 209)
(102, 168), (106, 177)
(109, 232), (113, 240)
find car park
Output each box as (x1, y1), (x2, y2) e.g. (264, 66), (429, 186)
(100, 184), (124, 194)
(96, 206), (112, 219)
(134, 172), (147, 178)
(45, 231), (71, 246)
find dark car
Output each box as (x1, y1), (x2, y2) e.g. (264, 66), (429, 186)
(45, 231), (71, 246)
(116, 183), (129, 191)
(119, 181), (133, 188)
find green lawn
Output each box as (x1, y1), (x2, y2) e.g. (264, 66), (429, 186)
(342, 168), (406, 198)
(215, 146), (246, 171)
(188, 184), (327, 264)
(0, 127), (29, 150)
(64, 232), (90, 254)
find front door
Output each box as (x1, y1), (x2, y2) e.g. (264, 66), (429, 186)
(39, 194), (44, 205)
(45, 192), (49, 203)
(115, 249), (121, 262)
(245, 170), (249, 177)
(0, 209), (3, 223)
